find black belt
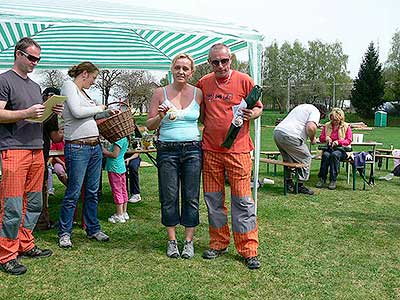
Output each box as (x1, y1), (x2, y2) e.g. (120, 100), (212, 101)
(156, 141), (200, 148)
(66, 138), (100, 146)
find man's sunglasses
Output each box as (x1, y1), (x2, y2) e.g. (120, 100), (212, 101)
(210, 58), (230, 67)
(19, 50), (41, 63)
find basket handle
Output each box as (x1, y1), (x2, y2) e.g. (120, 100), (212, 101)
(106, 101), (130, 111)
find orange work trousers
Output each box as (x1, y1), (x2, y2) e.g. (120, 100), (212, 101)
(203, 151), (258, 258)
(0, 149), (44, 264)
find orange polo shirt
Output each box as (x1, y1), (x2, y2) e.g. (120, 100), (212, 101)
(197, 70), (262, 153)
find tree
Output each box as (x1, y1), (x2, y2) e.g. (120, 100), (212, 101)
(351, 42), (385, 118)
(230, 54), (250, 74)
(190, 63), (211, 85)
(384, 30), (400, 102)
(262, 40), (350, 111)
(38, 70), (66, 89)
(114, 70), (158, 114)
(262, 41), (287, 111)
(94, 70), (122, 105)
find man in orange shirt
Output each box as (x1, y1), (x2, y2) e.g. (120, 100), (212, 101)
(197, 43), (263, 269)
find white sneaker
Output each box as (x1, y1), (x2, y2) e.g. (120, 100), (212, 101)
(128, 194), (142, 203)
(59, 234), (72, 248)
(108, 214), (126, 224)
(48, 188), (55, 196)
(382, 173), (394, 181)
(123, 212), (130, 220)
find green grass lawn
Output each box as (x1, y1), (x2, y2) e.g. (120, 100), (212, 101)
(1, 112), (399, 299)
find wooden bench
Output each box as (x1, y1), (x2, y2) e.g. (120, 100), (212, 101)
(258, 158), (307, 195)
(260, 151), (281, 175)
(375, 153), (400, 170)
(260, 150), (318, 176)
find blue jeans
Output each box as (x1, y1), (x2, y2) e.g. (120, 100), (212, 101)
(156, 141), (202, 227)
(318, 149), (347, 181)
(58, 143), (103, 237)
(127, 156), (141, 195)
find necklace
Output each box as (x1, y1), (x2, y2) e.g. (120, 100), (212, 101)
(214, 70), (232, 89)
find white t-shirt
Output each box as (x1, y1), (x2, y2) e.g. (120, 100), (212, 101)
(275, 104), (320, 141)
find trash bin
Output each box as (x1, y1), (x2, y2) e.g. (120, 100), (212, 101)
(374, 111), (387, 127)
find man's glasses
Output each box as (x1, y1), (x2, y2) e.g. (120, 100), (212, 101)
(210, 58), (230, 67)
(19, 50), (41, 63)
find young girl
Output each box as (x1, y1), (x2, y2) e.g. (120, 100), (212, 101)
(103, 137), (129, 223)
(50, 126), (68, 187)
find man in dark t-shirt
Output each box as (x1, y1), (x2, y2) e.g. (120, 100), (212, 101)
(0, 38), (58, 276)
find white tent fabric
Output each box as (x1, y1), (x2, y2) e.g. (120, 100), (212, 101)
(0, 0), (264, 205)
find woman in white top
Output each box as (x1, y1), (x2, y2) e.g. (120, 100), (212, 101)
(58, 62), (110, 248)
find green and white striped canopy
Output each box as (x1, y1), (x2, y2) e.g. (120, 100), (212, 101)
(0, 0), (264, 70)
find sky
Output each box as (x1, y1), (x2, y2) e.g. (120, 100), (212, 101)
(13, 0), (398, 86)
(112, 0), (399, 78)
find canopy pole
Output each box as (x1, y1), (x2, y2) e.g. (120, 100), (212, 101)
(248, 41), (263, 214)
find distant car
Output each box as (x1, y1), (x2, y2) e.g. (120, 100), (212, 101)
(379, 101), (400, 115)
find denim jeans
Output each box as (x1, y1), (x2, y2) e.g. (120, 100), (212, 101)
(127, 156), (141, 195)
(156, 141), (202, 227)
(318, 149), (347, 181)
(58, 143), (102, 237)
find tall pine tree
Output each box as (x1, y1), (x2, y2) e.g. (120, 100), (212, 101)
(351, 42), (384, 118)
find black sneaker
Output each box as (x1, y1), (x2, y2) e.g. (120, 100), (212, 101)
(316, 178), (326, 188)
(202, 248), (228, 259)
(245, 256), (261, 270)
(20, 246), (53, 259)
(286, 180), (295, 193)
(298, 185), (314, 195)
(0, 259), (27, 275)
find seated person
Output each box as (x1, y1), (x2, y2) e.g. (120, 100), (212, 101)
(37, 87), (64, 230)
(50, 134), (67, 187)
(125, 120), (143, 203)
(316, 107), (352, 190)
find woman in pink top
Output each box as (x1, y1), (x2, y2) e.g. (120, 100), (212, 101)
(316, 108), (352, 190)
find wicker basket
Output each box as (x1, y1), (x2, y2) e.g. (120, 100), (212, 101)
(97, 101), (135, 143)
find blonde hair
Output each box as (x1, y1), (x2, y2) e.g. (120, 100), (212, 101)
(171, 53), (195, 72)
(330, 107), (345, 124)
(68, 61), (99, 78)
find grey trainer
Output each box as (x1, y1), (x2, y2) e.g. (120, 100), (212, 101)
(59, 234), (72, 248)
(328, 180), (337, 190)
(181, 240), (194, 259)
(87, 231), (110, 242)
(202, 248), (228, 259)
(166, 240), (180, 258)
(316, 178), (326, 188)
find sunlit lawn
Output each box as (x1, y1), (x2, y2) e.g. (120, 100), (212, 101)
(1, 112), (399, 299)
